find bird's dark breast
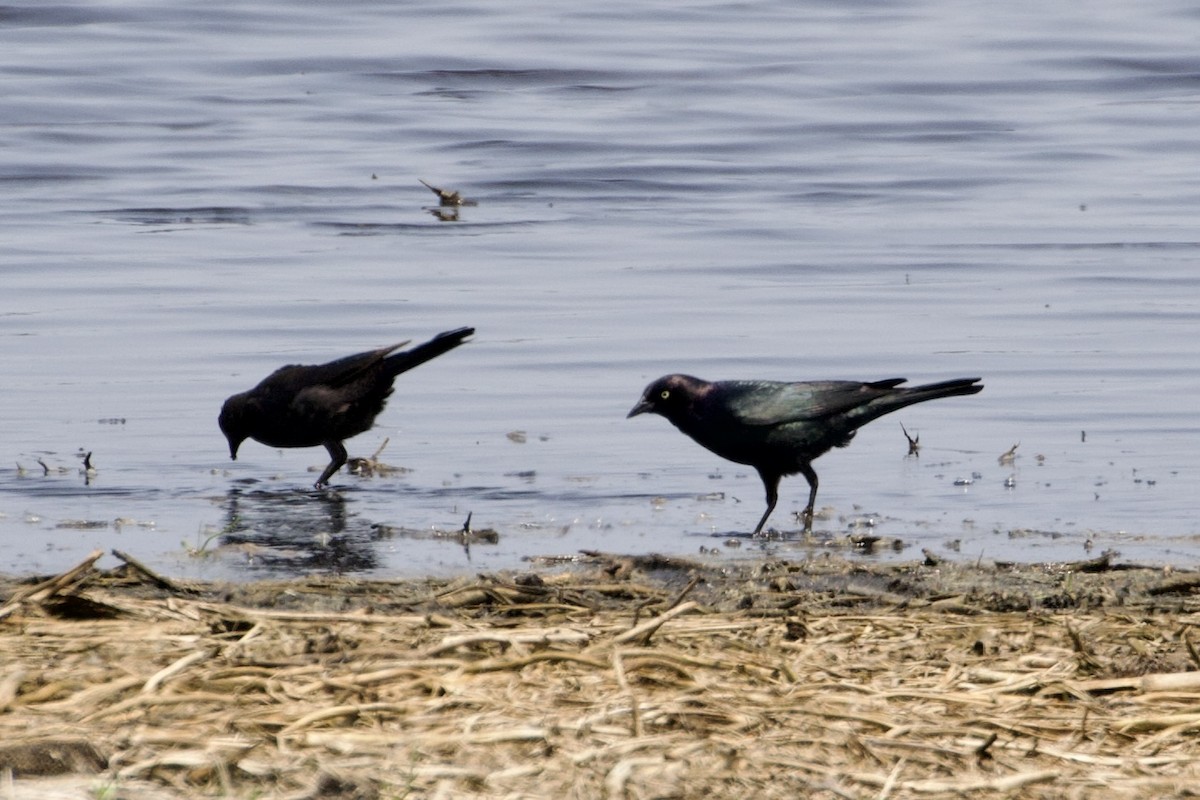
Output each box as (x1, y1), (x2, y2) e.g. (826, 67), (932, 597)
(241, 381), (393, 449)
(675, 413), (855, 473)
(249, 427), (323, 449)
(247, 405), (386, 448)
(302, 390), (392, 441)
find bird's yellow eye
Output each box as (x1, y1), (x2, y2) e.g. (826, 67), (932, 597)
(660, 390), (670, 400)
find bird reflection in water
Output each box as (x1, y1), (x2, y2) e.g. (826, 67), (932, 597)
(213, 486), (499, 574)
(218, 485), (380, 573)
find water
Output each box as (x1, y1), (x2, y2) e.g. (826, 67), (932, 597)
(3, 0), (1200, 579)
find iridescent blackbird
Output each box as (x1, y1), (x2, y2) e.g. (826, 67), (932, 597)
(629, 374), (982, 533)
(219, 327), (474, 487)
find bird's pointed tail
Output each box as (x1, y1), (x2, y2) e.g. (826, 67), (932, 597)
(385, 326), (475, 376)
(871, 377), (983, 416)
(904, 377), (984, 400)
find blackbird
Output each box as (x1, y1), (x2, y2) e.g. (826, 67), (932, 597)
(628, 373), (983, 533)
(219, 326), (474, 487)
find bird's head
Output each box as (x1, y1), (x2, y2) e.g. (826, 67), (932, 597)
(218, 394), (253, 461)
(627, 374), (705, 422)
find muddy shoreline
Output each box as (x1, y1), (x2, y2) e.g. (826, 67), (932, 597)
(8, 544), (1188, 617)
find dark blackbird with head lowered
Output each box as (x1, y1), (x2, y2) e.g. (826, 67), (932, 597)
(219, 326), (474, 488)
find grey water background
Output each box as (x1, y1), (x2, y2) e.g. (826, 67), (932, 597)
(3, 0), (1199, 580)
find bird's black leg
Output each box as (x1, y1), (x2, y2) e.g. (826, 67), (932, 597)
(753, 470), (781, 535)
(315, 441), (348, 488)
(798, 463), (819, 531)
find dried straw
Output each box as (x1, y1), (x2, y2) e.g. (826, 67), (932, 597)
(2, 550), (1200, 799)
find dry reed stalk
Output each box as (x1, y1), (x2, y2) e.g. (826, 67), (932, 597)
(0, 549), (103, 620)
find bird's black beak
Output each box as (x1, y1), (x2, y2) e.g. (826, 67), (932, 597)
(627, 397), (653, 418)
(228, 440), (240, 461)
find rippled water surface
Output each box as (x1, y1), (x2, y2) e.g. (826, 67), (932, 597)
(3, 1), (1200, 579)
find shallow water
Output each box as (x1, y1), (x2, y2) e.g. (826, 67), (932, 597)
(3, 0), (1200, 579)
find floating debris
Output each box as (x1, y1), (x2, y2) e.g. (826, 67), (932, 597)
(54, 520), (109, 530)
(370, 515), (500, 548)
(419, 178), (476, 207)
(454, 511), (500, 548)
(998, 443), (1019, 465)
(33, 458), (72, 477)
(79, 450), (96, 484)
(345, 438), (411, 477)
(113, 518), (156, 530)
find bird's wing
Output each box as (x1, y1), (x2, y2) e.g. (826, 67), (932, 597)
(722, 380), (904, 426)
(266, 343), (407, 392)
